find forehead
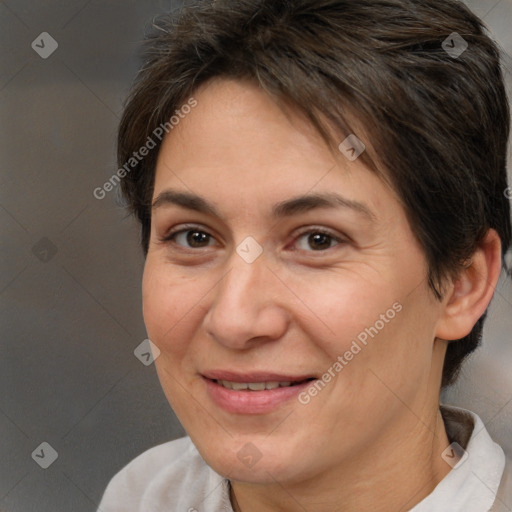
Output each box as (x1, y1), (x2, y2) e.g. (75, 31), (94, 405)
(152, 78), (395, 221)
(157, 78), (336, 175)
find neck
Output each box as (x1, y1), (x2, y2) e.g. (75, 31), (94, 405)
(229, 408), (451, 512)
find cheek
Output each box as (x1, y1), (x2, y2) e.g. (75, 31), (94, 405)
(294, 272), (402, 353)
(142, 259), (199, 356)
(141, 260), (208, 414)
(298, 269), (436, 387)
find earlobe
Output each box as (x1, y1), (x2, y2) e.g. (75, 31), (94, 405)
(435, 229), (502, 341)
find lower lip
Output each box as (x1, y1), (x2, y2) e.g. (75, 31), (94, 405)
(203, 377), (315, 414)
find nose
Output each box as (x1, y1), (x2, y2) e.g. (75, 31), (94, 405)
(203, 250), (290, 350)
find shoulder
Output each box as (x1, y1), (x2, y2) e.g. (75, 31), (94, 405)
(491, 454), (512, 511)
(98, 436), (232, 512)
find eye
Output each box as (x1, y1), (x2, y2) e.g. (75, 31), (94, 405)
(161, 225), (345, 252)
(294, 228), (343, 251)
(163, 225), (217, 249)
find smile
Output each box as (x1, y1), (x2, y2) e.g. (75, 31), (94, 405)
(215, 380), (301, 390)
(203, 374), (317, 414)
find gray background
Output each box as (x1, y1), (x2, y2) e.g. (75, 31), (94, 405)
(0, 1), (511, 511)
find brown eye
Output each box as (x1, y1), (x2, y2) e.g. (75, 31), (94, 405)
(307, 233), (333, 250)
(295, 229), (342, 252)
(185, 231), (210, 247)
(165, 227), (216, 248)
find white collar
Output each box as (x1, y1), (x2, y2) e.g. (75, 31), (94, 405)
(410, 406), (505, 512)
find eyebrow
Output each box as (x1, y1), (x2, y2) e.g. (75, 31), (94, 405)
(152, 190), (376, 221)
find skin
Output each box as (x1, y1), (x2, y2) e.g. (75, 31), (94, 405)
(142, 77), (502, 511)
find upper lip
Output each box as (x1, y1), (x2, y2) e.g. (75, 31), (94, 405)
(202, 370), (316, 383)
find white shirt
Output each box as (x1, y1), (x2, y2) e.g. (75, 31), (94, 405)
(98, 406), (510, 511)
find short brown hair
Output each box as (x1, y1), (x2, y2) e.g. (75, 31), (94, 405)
(117, 0), (511, 387)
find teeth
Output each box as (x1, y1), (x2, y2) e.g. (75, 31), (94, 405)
(248, 382), (266, 391)
(216, 380), (296, 390)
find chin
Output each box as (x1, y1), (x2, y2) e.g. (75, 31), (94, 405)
(209, 454), (290, 484)
(192, 434), (305, 484)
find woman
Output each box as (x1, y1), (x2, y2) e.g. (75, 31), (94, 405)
(99, 0), (512, 510)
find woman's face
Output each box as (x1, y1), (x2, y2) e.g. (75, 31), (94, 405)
(143, 78), (447, 485)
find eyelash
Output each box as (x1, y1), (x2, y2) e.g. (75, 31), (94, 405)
(160, 224), (345, 253)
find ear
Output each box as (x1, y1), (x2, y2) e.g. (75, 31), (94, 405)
(435, 229), (502, 341)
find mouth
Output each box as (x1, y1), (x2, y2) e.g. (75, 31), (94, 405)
(201, 371), (318, 414)
(212, 378), (315, 391)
